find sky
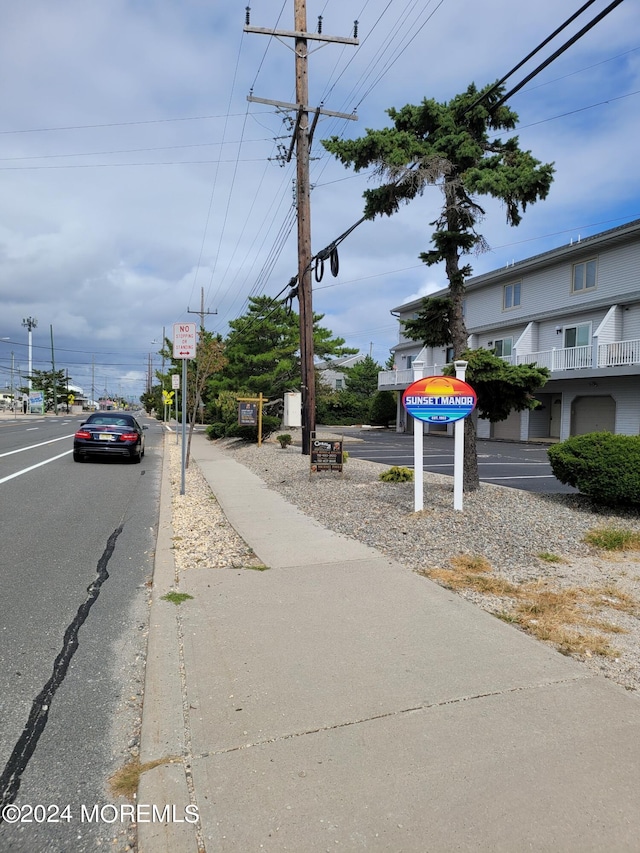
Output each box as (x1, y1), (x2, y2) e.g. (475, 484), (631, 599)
(0, 0), (638, 402)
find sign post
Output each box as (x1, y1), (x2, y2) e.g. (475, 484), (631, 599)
(453, 361), (469, 512)
(402, 370), (477, 512)
(172, 323), (197, 495)
(411, 360), (424, 511)
(237, 394), (267, 446)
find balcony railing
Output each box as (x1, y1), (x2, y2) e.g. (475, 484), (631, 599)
(516, 346), (592, 371)
(378, 339), (640, 390)
(598, 338), (640, 367)
(378, 364), (445, 388)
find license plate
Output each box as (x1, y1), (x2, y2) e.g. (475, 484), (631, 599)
(98, 433), (115, 441)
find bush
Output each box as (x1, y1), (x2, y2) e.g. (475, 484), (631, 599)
(206, 422), (226, 440)
(276, 433), (292, 448)
(548, 432), (640, 506)
(379, 466), (414, 483)
(369, 391), (397, 426)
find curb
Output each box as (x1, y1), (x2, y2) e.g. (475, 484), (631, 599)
(137, 434), (198, 853)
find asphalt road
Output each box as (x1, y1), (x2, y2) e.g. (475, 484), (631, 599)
(0, 412), (163, 851)
(337, 427), (575, 494)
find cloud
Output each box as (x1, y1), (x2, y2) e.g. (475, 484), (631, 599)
(0, 0), (638, 398)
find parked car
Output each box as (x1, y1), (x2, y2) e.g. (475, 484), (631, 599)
(73, 412), (148, 463)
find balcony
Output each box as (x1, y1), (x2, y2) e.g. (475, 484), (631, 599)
(517, 345), (592, 371)
(378, 363), (445, 391)
(598, 338), (640, 367)
(377, 339), (640, 391)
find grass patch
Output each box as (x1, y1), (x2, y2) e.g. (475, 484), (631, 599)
(537, 552), (563, 563)
(110, 756), (180, 800)
(161, 590), (194, 605)
(584, 527), (640, 551)
(421, 554), (638, 659)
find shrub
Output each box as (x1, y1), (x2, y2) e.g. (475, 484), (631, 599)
(548, 432), (640, 506)
(369, 390), (397, 426)
(276, 433), (292, 448)
(379, 466), (414, 483)
(206, 422), (226, 440)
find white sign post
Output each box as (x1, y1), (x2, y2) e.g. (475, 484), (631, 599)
(453, 361), (469, 512)
(172, 323), (197, 495)
(402, 366), (476, 514)
(411, 360), (425, 512)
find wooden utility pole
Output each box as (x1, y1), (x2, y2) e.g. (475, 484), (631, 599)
(245, 3), (358, 454)
(188, 286), (217, 333)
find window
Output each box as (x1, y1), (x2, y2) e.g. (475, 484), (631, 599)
(572, 259), (597, 292)
(494, 338), (513, 358)
(446, 346), (455, 363)
(406, 355), (414, 368)
(503, 282), (521, 310)
(335, 378), (343, 390)
(564, 323), (590, 348)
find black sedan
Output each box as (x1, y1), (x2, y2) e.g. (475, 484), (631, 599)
(73, 412), (148, 463)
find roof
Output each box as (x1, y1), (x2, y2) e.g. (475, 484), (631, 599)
(391, 217), (640, 314)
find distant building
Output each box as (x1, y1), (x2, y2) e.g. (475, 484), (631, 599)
(379, 218), (640, 441)
(317, 354), (366, 391)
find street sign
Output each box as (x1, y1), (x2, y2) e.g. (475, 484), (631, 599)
(172, 323), (197, 359)
(402, 375), (477, 424)
(171, 374), (180, 390)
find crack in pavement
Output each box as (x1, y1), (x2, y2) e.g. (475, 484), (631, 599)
(193, 674), (590, 758)
(0, 524), (125, 815)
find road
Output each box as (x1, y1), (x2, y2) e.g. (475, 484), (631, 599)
(0, 412), (162, 851)
(337, 427), (575, 494)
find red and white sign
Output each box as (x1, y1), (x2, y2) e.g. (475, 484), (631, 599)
(172, 323), (197, 359)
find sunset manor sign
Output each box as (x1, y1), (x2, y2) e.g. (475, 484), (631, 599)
(402, 376), (477, 424)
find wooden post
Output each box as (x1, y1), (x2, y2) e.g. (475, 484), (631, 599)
(244, 5), (357, 456)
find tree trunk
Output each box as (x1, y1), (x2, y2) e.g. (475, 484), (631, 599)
(464, 414), (480, 491)
(444, 178), (480, 492)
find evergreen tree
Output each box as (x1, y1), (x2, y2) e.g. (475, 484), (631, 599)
(213, 296), (356, 401)
(344, 355), (381, 398)
(323, 82), (554, 489)
(22, 368), (69, 412)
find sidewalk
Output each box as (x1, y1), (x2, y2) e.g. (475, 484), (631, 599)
(139, 432), (640, 852)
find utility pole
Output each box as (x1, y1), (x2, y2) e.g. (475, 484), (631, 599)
(245, 3), (358, 455)
(50, 325), (58, 415)
(187, 287), (217, 334)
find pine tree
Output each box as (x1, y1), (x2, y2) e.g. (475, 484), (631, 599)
(323, 82), (554, 489)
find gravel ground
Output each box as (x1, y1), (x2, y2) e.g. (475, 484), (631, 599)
(170, 436), (640, 694)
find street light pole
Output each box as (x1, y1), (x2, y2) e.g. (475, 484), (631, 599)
(22, 316), (37, 414)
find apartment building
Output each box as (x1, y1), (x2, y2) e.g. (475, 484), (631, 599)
(378, 218), (640, 441)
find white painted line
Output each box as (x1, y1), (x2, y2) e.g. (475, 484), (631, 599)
(0, 434), (76, 458)
(0, 450), (73, 484)
(482, 475), (556, 480)
(26, 427), (39, 431)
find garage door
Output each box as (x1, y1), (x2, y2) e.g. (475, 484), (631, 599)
(570, 395), (616, 435)
(491, 409), (521, 441)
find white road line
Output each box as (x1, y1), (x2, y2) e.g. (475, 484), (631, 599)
(0, 450), (73, 484)
(482, 475), (556, 480)
(0, 434), (76, 458)
(26, 427), (39, 431)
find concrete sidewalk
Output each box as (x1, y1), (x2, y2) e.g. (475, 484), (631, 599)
(139, 433), (640, 852)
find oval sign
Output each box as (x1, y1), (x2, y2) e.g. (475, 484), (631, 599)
(402, 375), (477, 424)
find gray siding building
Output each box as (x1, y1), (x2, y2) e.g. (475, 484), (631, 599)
(379, 219), (640, 441)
